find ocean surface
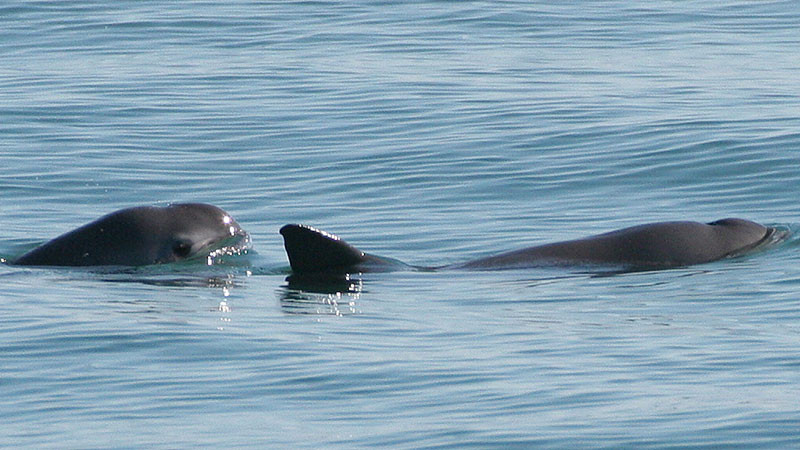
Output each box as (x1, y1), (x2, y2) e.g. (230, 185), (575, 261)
(3, 1), (800, 448)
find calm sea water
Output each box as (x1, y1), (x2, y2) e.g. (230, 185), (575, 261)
(3, 1), (800, 448)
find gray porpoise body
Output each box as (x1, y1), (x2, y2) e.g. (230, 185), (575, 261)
(13, 203), (248, 267)
(279, 218), (771, 274)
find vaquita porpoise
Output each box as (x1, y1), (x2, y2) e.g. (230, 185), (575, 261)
(13, 203), (249, 267)
(279, 219), (775, 274)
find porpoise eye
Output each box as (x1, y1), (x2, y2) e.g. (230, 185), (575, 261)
(172, 240), (193, 259)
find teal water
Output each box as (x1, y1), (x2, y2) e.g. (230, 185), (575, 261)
(3, 1), (800, 447)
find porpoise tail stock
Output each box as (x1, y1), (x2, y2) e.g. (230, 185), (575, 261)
(280, 219), (775, 275)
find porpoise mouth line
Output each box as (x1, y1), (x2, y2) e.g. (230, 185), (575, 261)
(196, 232), (252, 265)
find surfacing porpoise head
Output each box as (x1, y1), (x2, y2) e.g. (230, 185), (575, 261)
(13, 203), (250, 267)
(706, 218), (768, 247)
(151, 203), (250, 264)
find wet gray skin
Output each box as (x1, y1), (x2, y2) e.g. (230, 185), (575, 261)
(13, 203), (249, 267)
(279, 219), (772, 274)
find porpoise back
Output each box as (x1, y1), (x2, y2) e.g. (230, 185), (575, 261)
(457, 218), (770, 270)
(279, 219), (772, 274)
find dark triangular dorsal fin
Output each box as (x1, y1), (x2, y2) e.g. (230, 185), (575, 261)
(279, 224), (367, 273)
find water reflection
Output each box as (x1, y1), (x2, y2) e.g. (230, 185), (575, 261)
(97, 272), (245, 289)
(279, 273), (363, 315)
